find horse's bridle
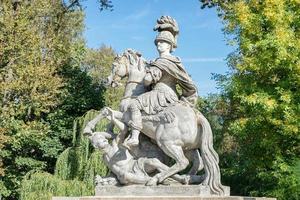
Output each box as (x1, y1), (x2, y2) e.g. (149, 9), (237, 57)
(111, 56), (129, 86)
(111, 53), (143, 86)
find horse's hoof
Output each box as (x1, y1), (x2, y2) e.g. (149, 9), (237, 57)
(123, 138), (139, 147)
(146, 177), (158, 186)
(180, 175), (190, 185)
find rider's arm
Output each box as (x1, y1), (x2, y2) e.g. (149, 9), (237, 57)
(144, 66), (162, 86)
(144, 73), (153, 86)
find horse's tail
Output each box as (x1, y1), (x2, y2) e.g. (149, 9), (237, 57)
(197, 111), (225, 196)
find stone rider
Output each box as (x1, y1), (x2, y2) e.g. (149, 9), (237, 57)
(124, 16), (198, 147)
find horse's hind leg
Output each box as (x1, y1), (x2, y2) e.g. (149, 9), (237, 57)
(147, 141), (189, 185)
(144, 158), (188, 184)
(186, 149), (204, 175)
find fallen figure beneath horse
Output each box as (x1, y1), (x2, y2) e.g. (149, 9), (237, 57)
(85, 130), (205, 186)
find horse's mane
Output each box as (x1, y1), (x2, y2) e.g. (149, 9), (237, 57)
(122, 49), (146, 71)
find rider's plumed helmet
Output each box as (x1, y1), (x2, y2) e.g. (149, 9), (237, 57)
(154, 16), (179, 50)
(155, 31), (176, 48)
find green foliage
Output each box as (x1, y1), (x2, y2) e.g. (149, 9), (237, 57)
(200, 1), (300, 199)
(83, 150), (108, 187)
(293, 160), (300, 183)
(0, 1), (111, 199)
(55, 147), (85, 180)
(83, 46), (115, 83)
(0, 0), (117, 199)
(20, 172), (92, 200)
(44, 45), (116, 162)
(19, 45), (121, 199)
(0, 128), (9, 177)
(98, 0), (114, 11)
(82, 46), (124, 110)
(197, 95), (237, 156)
(0, 180), (10, 198)
(19, 46), (117, 200)
(55, 110), (108, 181)
(20, 110), (109, 200)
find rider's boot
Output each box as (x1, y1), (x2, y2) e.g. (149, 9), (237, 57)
(125, 100), (143, 147)
(125, 129), (140, 146)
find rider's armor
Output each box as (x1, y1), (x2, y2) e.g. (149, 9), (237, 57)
(128, 55), (197, 131)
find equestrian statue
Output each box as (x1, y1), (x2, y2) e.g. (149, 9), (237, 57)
(84, 16), (228, 196)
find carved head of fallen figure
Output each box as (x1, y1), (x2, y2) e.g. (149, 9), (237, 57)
(88, 131), (113, 150)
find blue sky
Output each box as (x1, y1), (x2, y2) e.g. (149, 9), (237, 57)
(82, 0), (234, 96)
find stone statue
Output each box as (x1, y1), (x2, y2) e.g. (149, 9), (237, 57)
(124, 16), (198, 147)
(84, 16), (229, 196)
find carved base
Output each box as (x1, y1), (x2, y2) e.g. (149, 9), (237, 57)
(95, 185), (230, 196)
(52, 185), (276, 200)
(53, 196), (276, 200)
(87, 197), (274, 200)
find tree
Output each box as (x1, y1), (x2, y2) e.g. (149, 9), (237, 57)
(200, 1), (300, 199)
(59, 0), (114, 11)
(20, 111), (109, 200)
(0, 1), (94, 199)
(197, 95), (237, 156)
(82, 46), (124, 109)
(20, 45), (119, 200)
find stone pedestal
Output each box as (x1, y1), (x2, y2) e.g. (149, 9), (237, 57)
(95, 185), (230, 196)
(52, 185), (276, 200)
(53, 196), (276, 200)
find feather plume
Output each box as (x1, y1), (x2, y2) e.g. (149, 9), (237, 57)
(154, 16), (179, 36)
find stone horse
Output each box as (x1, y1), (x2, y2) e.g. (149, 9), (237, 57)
(84, 49), (225, 195)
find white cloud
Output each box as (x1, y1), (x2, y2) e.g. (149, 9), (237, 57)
(182, 57), (225, 63)
(131, 36), (145, 41)
(124, 7), (150, 21)
(108, 7), (150, 30)
(191, 23), (209, 29)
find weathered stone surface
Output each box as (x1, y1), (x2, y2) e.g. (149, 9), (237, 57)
(52, 197), (80, 200)
(53, 196), (276, 200)
(95, 185), (230, 196)
(83, 197), (275, 200)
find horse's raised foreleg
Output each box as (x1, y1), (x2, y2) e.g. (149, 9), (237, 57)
(83, 110), (105, 134)
(105, 108), (126, 131)
(83, 107), (124, 134)
(102, 107), (123, 121)
(105, 107), (129, 144)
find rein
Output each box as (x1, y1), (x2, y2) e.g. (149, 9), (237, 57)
(121, 95), (137, 100)
(111, 51), (147, 88)
(112, 58), (129, 83)
(111, 62), (128, 84)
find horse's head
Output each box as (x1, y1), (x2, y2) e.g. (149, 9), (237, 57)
(105, 49), (146, 88)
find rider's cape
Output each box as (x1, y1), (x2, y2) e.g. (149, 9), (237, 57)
(150, 55), (198, 105)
